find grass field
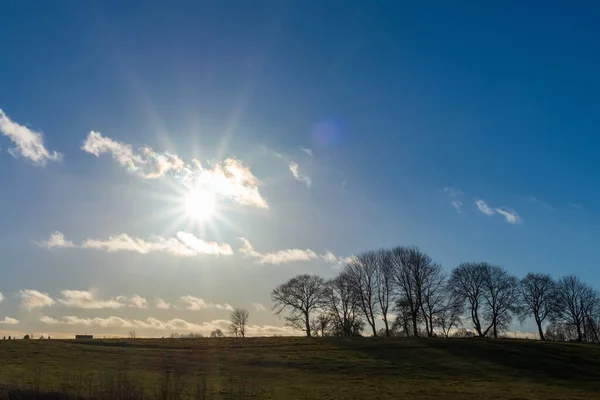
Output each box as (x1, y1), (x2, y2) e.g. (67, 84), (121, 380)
(1, 337), (599, 399)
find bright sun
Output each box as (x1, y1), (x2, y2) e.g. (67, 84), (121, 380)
(184, 189), (216, 221)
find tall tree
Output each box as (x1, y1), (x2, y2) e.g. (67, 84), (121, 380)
(390, 246), (436, 337)
(344, 252), (379, 336)
(553, 275), (597, 342)
(448, 262), (489, 337)
(419, 263), (446, 337)
(437, 291), (464, 338)
(323, 272), (363, 337)
(229, 308), (249, 338)
(482, 265), (520, 338)
(375, 249), (394, 337)
(271, 274), (326, 337)
(519, 273), (556, 340)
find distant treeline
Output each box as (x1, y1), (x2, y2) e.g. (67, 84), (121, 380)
(271, 246), (600, 342)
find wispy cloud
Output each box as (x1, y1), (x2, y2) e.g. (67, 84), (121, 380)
(179, 296), (233, 311)
(475, 199), (496, 216)
(156, 298), (171, 310)
(82, 131), (268, 208)
(0, 317), (18, 325)
(19, 290), (55, 310)
(40, 316), (299, 336)
(239, 238), (341, 265)
(0, 292), (3, 304)
(495, 208), (520, 224)
(252, 302), (267, 311)
(451, 201), (464, 213)
(0, 109), (62, 165)
(527, 196), (555, 211)
(41, 231), (233, 257)
(444, 187), (463, 198)
(36, 231), (75, 249)
(300, 147), (314, 157)
(571, 202), (583, 210)
(288, 162), (312, 187)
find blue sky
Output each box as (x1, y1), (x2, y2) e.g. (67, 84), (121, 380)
(1, 1), (599, 337)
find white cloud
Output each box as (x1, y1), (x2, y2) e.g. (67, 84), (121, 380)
(0, 109), (62, 165)
(40, 316), (299, 336)
(156, 298), (171, 309)
(300, 147), (314, 157)
(444, 187), (463, 198)
(0, 317), (19, 325)
(495, 208), (521, 224)
(179, 296), (232, 311)
(288, 162), (312, 187)
(58, 290), (125, 309)
(19, 290), (55, 310)
(82, 131), (268, 208)
(80, 232), (232, 257)
(475, 199), (496, 216)
(451, 201), (463, 213)
(239, 238), (342, 265)
(0, 292), (3, 304)
(130, 295), (148, 309)
(36, 231), (75, 249)
(252, 302), (267, 311)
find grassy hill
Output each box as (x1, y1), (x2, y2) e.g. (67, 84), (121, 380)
(1, 336), (599, 399)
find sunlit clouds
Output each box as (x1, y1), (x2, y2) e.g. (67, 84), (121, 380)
(37, 231), (233, 257)
(57, 290), (148, 309)
(82, 131), (268, 208)
(19, 290), (55, 310)
(156, 298), (171, 309)
(36, 231), (75, 249)
(39, 316), (299, 336)
(476, 199), (521, 224)
(179, 296), (233, 311)
(0, 108), (62, 165)
(289, 161), (312, 187)
(476, 199), (496, 216)
(0, 317), (19, 325)
(239, 237), (342, 265)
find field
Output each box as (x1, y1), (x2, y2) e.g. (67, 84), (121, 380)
(1, 337), (600, 399)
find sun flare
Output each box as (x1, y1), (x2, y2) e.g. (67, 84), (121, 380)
(184, 189), (216, 221)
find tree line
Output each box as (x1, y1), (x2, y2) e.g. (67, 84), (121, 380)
(271, 246), (600, 342)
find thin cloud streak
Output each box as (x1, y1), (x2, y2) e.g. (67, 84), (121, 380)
(288, 162), (312, 187)
(238, 238), (343, 265)
(451, 201), (463, 213)
(179, 296), (233, 311)
(476, 199), (496, 216)
(0, 108), (62, 165)
(36, 231), (75, 249)
(0, 317), (19, 325)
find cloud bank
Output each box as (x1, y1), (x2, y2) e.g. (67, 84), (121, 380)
(238, 238), (343, 265)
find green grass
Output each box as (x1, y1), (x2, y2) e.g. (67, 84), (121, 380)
(1, 337), (599, 399)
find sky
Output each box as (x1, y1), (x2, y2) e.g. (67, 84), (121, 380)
(1, 1), (600, 338)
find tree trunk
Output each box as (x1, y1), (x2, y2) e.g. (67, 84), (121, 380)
(411, 313), (419, 337)
(535, 317), (545, 341)
(383, 317), (390, 337)
(493, 323), (498, 339)
(370, 321), (377, 337)
(305, 312), (311, 337)
(576, 323), (582, 342)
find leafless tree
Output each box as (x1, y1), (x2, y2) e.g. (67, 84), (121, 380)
(419, 263), (446, 337)
(271, 274), (326, 337)
(437, 291), (464, 338)
(344, 252), (380, 336)
(210, 329), (225, 338)
(323, 272), (363, 337)
(310, 313), (332, 337)
(553, 275), (598, 342)
(129, 330), (137, 339)
(482, 265), (520, 338)
(375, 249), (394, 336)
(519, 273), (557, 340)
(390, 246), (437, 337)
(448, 262), (489, 337)
(392, 298), (414, 336)
(229, 308), (249, 338)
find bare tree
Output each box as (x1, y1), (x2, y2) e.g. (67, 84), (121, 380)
(419, 263), (446, 337)
(437, 291), (464, 338)
(229, 308), (249, 338)
(271, 274), (326, 337)
(392, 298), (414, 337)
(448, 262), (489, 337)
(129, 330), (137, 339)
(519, 273), (556, 340)
(553, 275), (598, 342)
(390, 246), (436, 337)
(344, 252), (379, 336)
(310, 313), (332, 337)
(210, 329), (225, 338)
(375, 249), (394, 336)
(323, 272), (363, 337)
(482, 265), (520, 338)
